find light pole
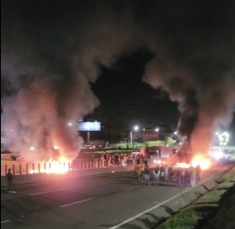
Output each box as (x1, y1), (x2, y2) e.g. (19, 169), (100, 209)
(155, 128), (159, 141)
(143, 128), (145, 142)
(130, 125), (139, 149)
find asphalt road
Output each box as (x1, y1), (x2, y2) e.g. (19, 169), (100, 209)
(1, 166), (229, 229)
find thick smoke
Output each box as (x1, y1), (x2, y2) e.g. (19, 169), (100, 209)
(1, 0), (139, 161)
(1, 1), (235, 160)
(142, 1), (235, 153)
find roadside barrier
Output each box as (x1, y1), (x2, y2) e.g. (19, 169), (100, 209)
(1, 158), (145, 176)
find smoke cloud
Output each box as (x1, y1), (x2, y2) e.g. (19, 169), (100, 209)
(1, 0), (138, 161)
(142, 1), (235, 153)
(1, 0), (235, 160)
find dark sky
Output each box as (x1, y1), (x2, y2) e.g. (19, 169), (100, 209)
(91, 49), (179, 129)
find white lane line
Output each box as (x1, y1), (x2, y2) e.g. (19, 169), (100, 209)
(29, 188), (67, 196)
(61, 197), (95, 208)
(123, 186), (140, 191)
(1, 220), (11, 224)
(108, 172), (221, 229)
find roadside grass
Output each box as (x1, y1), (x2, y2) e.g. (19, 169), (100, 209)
(222, 172), (235, 182)
(157, 206), (200, 229)
(216, 179), (234, 189)
(194, 190), (226, 204)
(156, 168), (235, 229)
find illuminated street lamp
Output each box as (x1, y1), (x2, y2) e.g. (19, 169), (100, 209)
(155, 128), (159, 132)
(130, 125), (139, 149)
(134, 125), (139, 131)
(174, 131), (178, 135)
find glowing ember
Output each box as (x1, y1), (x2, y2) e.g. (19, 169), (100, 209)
(30, 156), (71, 174)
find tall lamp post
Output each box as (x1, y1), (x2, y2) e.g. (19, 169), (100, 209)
(130, 125), (139, 149)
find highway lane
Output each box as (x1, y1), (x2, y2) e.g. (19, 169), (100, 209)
(1, 166), (229, 229)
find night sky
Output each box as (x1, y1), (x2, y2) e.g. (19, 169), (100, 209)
(1, 0), (235, 151)
(91, 49), (179, 129)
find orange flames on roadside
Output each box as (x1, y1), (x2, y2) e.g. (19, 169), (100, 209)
(191, 154), (211, 170)
(30, 156), (71, 174)
(176, 154), (211, 170)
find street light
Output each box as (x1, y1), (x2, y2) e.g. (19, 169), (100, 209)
(134, 125), (139, 131)
(174, 131), (178, 135)
(155, 128), (159, 132)
(130, 125), (139, 149)
(143, 128), (146, 142)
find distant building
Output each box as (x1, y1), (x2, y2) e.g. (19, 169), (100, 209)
(133, 128), (159, 142)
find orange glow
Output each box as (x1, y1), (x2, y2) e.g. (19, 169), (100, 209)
(30, 156), (71, 174)
(175, 162), (190, 168)
(191, 155), (211, 170)
(175, 155), (211, 170)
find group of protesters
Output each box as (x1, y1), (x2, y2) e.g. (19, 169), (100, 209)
(100, 153), (144, 167)
(175, 165), (201, 187)
(133, 162), (202, 187)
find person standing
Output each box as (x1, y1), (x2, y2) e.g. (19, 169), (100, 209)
(144, 166), (151, 185)
(169, 164), (174, 180)
(164, 164), (169, 180)
(196, 165), (201, 180)
(6, 169), (16, 193)
(144, 157), (148, 167)
(190, 167), (196, 187)
(180, 168), (185, 187)
(185, 167), (191, 187)
(152, 165), (160, 185)
(160, 164), (165, 181)
(138, 166), (144, 181)
(176, 168), (181, 186)
(134, 165), (139, 179)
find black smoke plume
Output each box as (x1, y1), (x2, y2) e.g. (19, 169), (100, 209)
(1, 0), (235, 160)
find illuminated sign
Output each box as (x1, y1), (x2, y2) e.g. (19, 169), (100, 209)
(77, 122), (101, 131)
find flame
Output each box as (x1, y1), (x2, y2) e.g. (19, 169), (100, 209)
(191, 155), (211, 170)
(176, 154), (211, 170)
(30, 156), (71, 174)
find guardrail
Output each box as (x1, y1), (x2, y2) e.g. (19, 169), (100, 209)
(1, 158), (144, 176)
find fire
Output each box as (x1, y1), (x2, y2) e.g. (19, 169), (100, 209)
(176, 155), (211, 170)
(30, 156), (71, 174)
(191, 155), (211, 170)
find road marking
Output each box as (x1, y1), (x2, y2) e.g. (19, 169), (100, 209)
(123, 186), (140, 191)
(29, 188), (67, 196)
(1, 220), (11, 224)
(61, 197), (95, 208)
(108, 172), (221, 229)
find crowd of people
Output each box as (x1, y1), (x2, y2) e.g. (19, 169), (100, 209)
(100, 153), (144, 167)
(134, 163), (202, 187)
